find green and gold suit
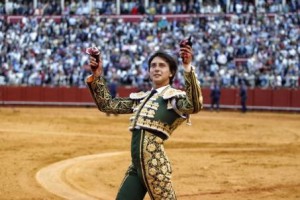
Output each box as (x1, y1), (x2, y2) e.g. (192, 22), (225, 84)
(86, 68), (203, 200)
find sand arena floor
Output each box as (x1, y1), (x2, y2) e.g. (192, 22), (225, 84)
(0, 107), (300, 200)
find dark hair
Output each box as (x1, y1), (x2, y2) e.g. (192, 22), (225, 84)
(147, 51), (178, 85)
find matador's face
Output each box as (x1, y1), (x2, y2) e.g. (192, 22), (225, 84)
(149, 56), (172, 89)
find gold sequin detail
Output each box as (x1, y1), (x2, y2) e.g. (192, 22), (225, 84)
(142, 131), (176, 199)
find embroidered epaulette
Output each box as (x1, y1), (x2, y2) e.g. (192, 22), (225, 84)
(129, 91), (149, 100)
(162, 88), (186, 99)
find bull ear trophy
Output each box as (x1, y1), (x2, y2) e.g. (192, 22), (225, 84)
(179, 35), (193, 48)
(86, 47), (101, 62)
(179, 36), (193, 64)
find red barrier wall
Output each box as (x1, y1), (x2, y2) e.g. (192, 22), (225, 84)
(253, 89), (273, 107)
(0, 86), (94, 103)
(220, 88), (238, 105)
(291, 89), (300, 108)
(272, 89), (290, 107)
(0, 86), (299, 110)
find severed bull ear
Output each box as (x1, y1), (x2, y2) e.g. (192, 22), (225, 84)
(179, 36), (193, 64)
(86, 47), (101, 62)
(179, 36), (193, 48)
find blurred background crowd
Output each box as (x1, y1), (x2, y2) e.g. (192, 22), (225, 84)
(2, 0), (300, 15)
(0, 0), (299, 89)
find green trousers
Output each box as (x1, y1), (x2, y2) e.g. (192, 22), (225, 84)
(116, 129), (176, 200)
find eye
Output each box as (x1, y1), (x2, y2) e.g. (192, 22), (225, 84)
(150, 63), (156, 68)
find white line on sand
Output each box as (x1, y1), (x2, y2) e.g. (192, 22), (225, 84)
(36, 151), (127, 200)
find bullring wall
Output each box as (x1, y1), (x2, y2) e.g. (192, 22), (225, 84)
(0, 86), (299, 111)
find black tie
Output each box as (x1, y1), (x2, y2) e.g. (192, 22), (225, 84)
(142, 89), (157, 105)
(147, 89), (157, 99)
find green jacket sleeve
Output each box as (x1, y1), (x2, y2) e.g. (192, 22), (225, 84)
(86, 76), (134, 114)
(176, 67), (203, 114)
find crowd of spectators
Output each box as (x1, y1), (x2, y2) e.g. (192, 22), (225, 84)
(2, 0), (300, 16)
(0, 1), (300, 89)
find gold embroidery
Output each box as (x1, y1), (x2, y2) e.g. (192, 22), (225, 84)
(142, 131), (176, 199)
(146, 101), (159, 110)
(140, 108), (148, 115)
(140, 113), (154, 118)
(129, 116), (185, 139)
(162, 88), (186, 99)
(148, 109), (155, 116)
(128, 87), (190, 138)
(129, 91), (148, 99)
(88, 76), (134, 114)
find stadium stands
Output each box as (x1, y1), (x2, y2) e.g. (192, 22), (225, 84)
(3, 0), (300, 15)
(0, 0), (299, 89)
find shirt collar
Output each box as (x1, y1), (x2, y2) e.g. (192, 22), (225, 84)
(152, 85), (170, 94)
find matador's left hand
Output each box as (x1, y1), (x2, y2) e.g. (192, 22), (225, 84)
(179, 44), (193, 72)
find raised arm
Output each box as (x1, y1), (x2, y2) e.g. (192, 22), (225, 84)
(85, 47), (133, 114)
(176, 40), (203, 114)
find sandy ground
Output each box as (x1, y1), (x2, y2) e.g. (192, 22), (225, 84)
(0, 107), (300, 200)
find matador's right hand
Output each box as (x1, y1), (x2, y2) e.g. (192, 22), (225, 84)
(86, 47), (103, 78)
(89, 56), (102, 78)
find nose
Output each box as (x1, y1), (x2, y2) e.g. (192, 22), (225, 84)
(153, 65), (160, 71)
